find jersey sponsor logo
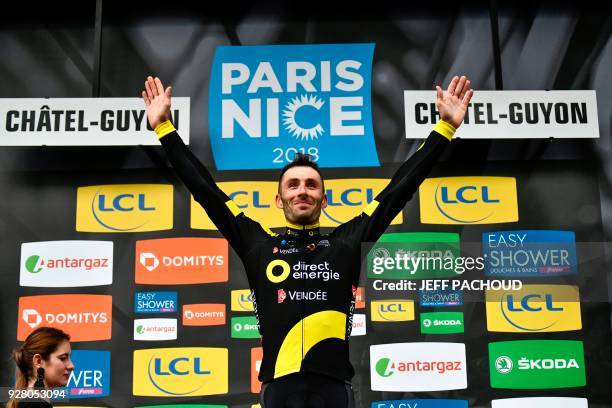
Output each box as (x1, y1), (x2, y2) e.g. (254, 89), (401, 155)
(278, 289), (328, 303)
(370, 343), (467, 391)
(368, 232), (461, 279)
(67, 350), (110, 398)
(251, 347), (263, 394)
(419, 177), (518, 224)
(209, 43), (379, 170)
(267, 260), (341, 284)
(488, 340), (586, 389)
(351, 313), (366, 336)
(371, 399), (468, 408)
(483, 230), (577, 276)
(133, 347), (228, 396)
(491, 397), (588, 408)
(135, 291), (177, 313)
(404, 90), (599, 139)
(486, 284), (581, 332)
(370, 300), (414, 322)
(76, 184), (173, 232)
(231, 316), (261, 338)
(419, 289), (463, 307)
(134, 318), (177, 341)
(20, 240), (113, 287)
(18, 294), (112, 341)
(183, 304), (226, 326)
(135, 238), (228, 285)
(231, 289), (255, 312)
(420, 312), (464, 334)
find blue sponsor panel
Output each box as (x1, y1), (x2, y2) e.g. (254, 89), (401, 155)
(419, 290), (464, 307)
(483, 230), (577, 277)
(67, 350), (110, 398)
(135, 291), (178, 313)
(209, 44), (379, 170)
(372, 399), (468, 408)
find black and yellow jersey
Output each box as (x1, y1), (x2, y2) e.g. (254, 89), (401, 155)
(155, 119), (454, 383)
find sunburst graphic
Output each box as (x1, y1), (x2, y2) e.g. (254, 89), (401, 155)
(282, 94), (325, 140)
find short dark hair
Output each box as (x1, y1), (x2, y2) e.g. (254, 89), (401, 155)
(278, 153), (325, 192)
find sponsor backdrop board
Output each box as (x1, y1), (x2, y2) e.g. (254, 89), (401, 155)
(1, 159), (608, 406)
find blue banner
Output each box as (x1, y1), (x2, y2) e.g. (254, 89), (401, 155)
(483, 230), (577, 277)
(209, 44), (380, 169)
(134, 291), (178, 313)
(67, 350), (110, 399)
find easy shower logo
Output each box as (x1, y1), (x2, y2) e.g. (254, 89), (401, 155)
(483, 230), (577, 276)
(209, 44), (379, 170)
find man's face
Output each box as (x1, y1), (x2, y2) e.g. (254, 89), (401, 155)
(276, 166), (327, 225)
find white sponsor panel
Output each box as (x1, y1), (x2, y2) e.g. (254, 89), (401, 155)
(20, 241), (113, 287)
(370, 342), (467, 391)
(491, 397), (588, 408)
(404, 90), (599, 139)
(0, 97), (190, 145)
(351, 314), (366, 336)
(133, 318), (177, 341)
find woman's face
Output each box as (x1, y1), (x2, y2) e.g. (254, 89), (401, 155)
(40, 340), (74, 387)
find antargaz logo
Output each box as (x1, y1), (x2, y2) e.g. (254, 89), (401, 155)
(419, 177), (518, 224)
(25, 256), (43, 273)
(375, 358), (394, 377)
(76, 184), (173, 232)
(209, 44), (379, 170)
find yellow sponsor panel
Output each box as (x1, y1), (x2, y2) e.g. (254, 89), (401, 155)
(370, 300), (414, 322)
(486, 284), (581, 332)
(419, 176), (518, 224)
(191, 182), (282, 229)
(321, 179), (402, 227)
(231, 289), (254, 312)
(76, 184), (173, 232)
(191, 179), (402, 230)
(133, 347), (228, 396)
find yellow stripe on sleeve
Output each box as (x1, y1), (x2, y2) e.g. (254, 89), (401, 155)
(154, 120), (176, 139)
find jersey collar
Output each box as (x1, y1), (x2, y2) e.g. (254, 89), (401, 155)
(285, 221), (321, 237)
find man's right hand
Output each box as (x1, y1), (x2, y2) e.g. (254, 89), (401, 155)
(142, 76), (172, 130)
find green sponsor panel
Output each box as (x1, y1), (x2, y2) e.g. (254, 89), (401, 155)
(420, 312), (464, 334)
(367, 232), (461, 279)
(488, 340), (585, 389)
(231, 316), (261, 338)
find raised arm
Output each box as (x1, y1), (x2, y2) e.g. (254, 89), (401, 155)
(334, 75), (474, 245)
(142, 76), (270, 257)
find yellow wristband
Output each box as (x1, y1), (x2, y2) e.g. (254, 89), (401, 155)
(434, 120), (456, 141)
(154, 120), (176, 139)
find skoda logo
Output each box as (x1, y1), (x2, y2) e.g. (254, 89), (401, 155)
(495, 356), (513, 374)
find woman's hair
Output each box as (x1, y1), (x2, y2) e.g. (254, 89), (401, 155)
(7, 327), (70, 408)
